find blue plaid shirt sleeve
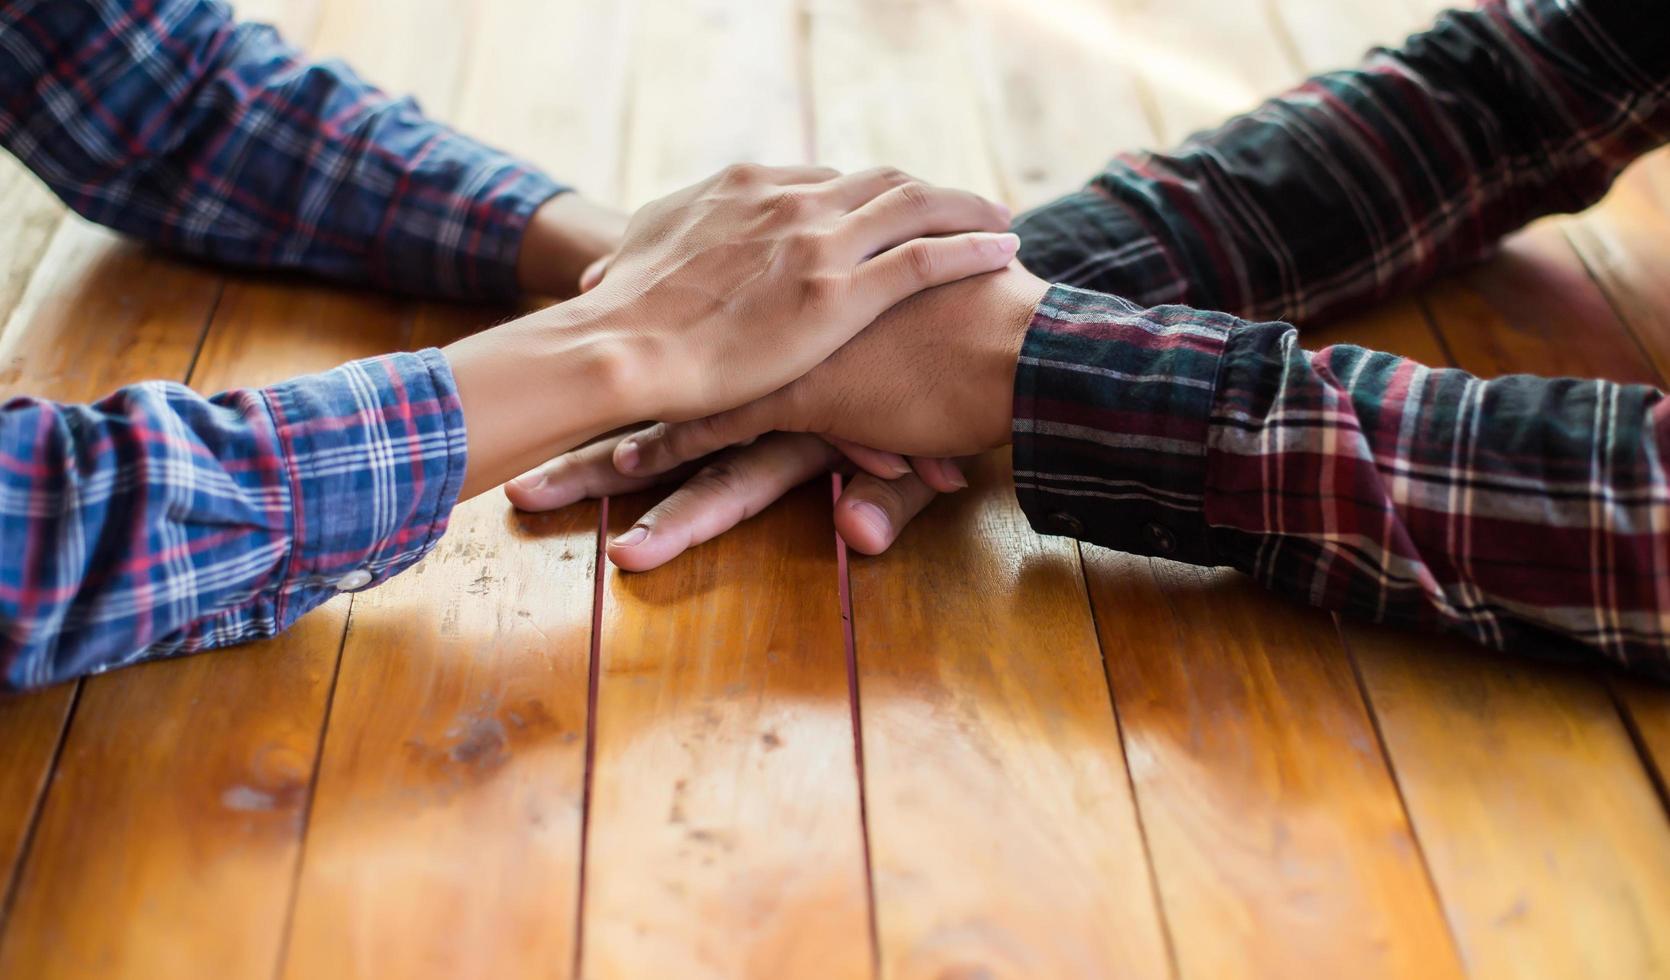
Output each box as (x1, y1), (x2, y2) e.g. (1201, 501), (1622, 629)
(0, 0), (565, 300)
(0, 349), (468, 691)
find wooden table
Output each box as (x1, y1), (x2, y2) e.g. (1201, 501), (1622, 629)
(3, 0), (1670, 976)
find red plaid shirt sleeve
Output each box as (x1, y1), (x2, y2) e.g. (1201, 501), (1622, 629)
(1016, 287), (1670, 676)
(1011, 0), (1670, 676)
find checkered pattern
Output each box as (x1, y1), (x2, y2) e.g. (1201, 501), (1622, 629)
(0, 0), (563, 300)
(0, 0), (561, 689)
(0, 351), (467, 690)
(1013, 0), (1670, 675)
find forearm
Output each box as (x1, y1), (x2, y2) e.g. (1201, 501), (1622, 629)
(443, 295), (649, 499)
(1015, 0), (1670, 324)
(1, 0), (563, 301)
(1015, 284), (1670, 676)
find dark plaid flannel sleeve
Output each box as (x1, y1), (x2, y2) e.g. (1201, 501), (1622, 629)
(0, 0), (563, 301)
(1010, 0), (1670, 674)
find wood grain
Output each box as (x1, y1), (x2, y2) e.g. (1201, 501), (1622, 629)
(810, 7), (1169, 974)
(1250, 6), (1670, 973)
(1387, 221), (1670, 979)
(849, 457), (1170, 979)
(281, 310), (595, 978)
(583, 484), (871, 980)
(0, 219), (222, 940)
(278, 1), (629, 975)
(579, 3), (872, 977)
(0, 158), (64, 336)
(995, 2), (1461, 973)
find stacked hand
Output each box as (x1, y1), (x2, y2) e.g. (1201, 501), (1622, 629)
(444, 164), (1019, 500)
(501, 173), (1050, 568)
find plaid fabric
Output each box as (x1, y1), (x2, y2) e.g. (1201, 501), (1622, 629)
(0, 351), (467, 690)
(0, 0), (567, 688)
(1012, 0), (1670, 675)
(0, 0), (563, 300)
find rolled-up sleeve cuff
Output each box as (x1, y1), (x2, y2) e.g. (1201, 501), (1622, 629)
(1012, 283), (1229, 565)
(259, 348), (467, 613)
(373, 116), (567, 301)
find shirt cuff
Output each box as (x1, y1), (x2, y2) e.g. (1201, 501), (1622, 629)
(1012, 283), (1229, 565)
(258, 348), (467, 619)
(371, 112), (567, 301)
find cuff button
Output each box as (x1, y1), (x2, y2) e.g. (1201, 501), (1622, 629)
(1048, 511), (1084, 536)
(334, 569), (374, 591)
(1144, 521), (1177, 555)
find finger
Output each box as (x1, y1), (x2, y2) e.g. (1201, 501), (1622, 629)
(856, 231), (1019, 304)
(821, 166), (917, 211)
(825, 435), (910, 480)
(614, 402), (778, 478)
(506, 434), (670, 511)
(731, 165), (841, 186)
(836, 182), (1012, 263)
(834, 470), (941, 555)
(579, 254), (612, 293)
(908, 455), (968, 494)
(609, 434), (842, 572)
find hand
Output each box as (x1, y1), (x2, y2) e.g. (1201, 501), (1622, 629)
(443, 164), (1015, 499)
(506, 429), (966, 570)
(583, 163), (1017, 422)
(517, 193), (630, 296)
(608, 264), (1050, 483)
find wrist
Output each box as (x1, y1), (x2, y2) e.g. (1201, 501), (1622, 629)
(980, 267), (1051, 449)
(443, 296), (653, 498)
(516, 193), (629, 297)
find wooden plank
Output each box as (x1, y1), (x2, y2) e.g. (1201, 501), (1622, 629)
(1083, 553), (1460, 978)
(585, 484), (871, 979)
(1561, 149), (1670, 815)
(1264, 3), (1670, 972)
(813, 4), (1170, 975)
(0, 219), (221, 935)
(983, 1), (1461, 973)
(0, 158), (71, 908)
(808, 0), (1001, 196)
(850, 458), (1170, 978)
(279, 1), (629, 975)
(0, 280), (408, 980)
(0, 158), (65, 337)
(960, 0), (1155, 210)
(0, 219), (228, 965)
(280, 306), (594, 980)
(578, 3), (872, 977)
(1343, 624), (1670, 977)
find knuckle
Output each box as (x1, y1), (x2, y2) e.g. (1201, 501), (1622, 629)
(690, 458), (746, 497)
(668, 417), (714, 457)
(895, 180), (933, 214)
(872, 166), (911, 188)
(800, 273), (843, 308)
(855, 477), (908, 519)
(767, 189), (810, 219)
(718, 162), (762, 187)
(903, 240), (938, 280)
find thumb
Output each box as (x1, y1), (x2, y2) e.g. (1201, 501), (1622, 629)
(613, 401), (779, 478)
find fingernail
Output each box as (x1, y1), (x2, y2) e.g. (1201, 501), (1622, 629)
(944, 462), (968, 490)
(887, 457), (912, 478)
(616, 440), (640, 474)
(849, 501), (890, 539)
(979, 232), (1020, 258)
(995, 202), (1013, 222)
(512, 471), (547, 490)
(613, 525), (649, 547)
